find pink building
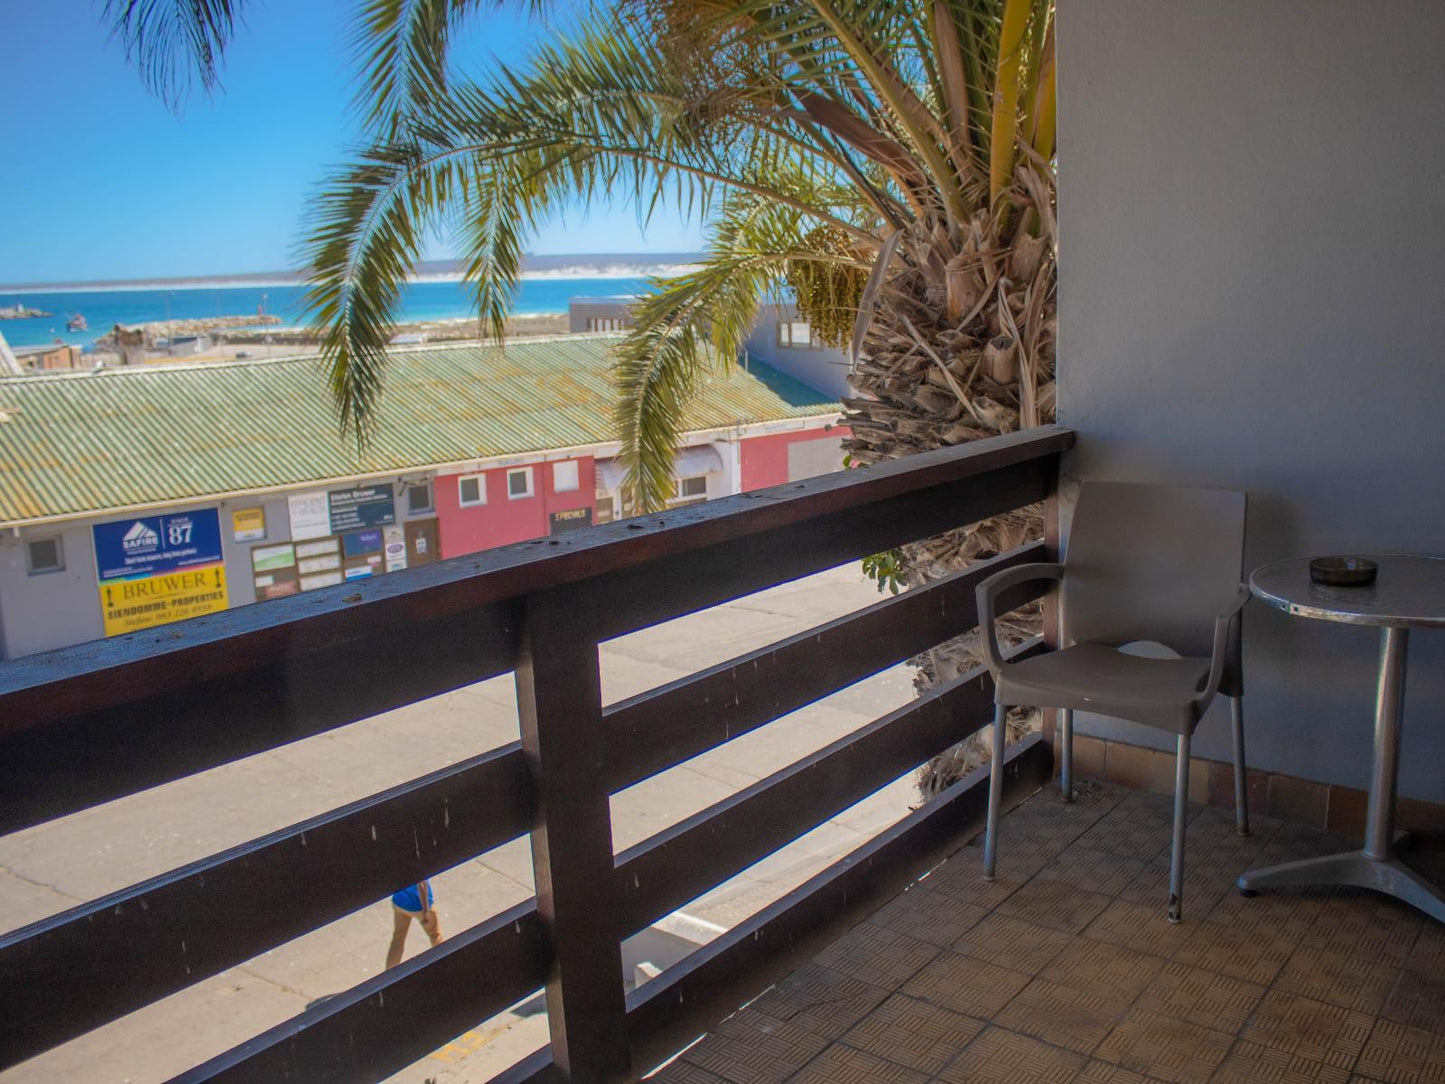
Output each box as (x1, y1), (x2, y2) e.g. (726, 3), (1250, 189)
(435, 457), (598, 557)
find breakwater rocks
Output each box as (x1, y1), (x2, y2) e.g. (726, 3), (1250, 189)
(95, 314), (283, 346)
(0, 304), (51, 320)
(220, 313), (571, 345)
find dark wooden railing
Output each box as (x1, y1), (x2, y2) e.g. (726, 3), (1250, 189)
(0, 426), (1073, 1084)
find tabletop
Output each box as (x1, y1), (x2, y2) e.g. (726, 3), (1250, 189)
(1250, 554), (1445, 628)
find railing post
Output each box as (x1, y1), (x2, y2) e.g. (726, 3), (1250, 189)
(515, 589), (630, 1082)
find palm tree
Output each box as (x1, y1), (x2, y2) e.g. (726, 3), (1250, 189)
(105, 0), (1057, 785)
(312, 0), (1055, 784)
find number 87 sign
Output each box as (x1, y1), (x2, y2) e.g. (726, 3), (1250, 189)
(93, 509), (225, 583)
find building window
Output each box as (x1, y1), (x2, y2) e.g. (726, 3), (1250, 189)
(670, 476), (709, 506)
(26, 537), (64, 574)
(405, 483), (434, 514)
(595, 494), (616, 524)
(777, 320), (822, 349)
(552, 461), (580, 493)
(507, 467), (534, 499)
(458, 474), (487, 507)
(586, 316), (629, 332)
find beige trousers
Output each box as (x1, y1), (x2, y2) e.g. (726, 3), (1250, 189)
(385, 903), (443, 970)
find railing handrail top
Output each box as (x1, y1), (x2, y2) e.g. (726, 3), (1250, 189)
(0, 427), (1072, 708)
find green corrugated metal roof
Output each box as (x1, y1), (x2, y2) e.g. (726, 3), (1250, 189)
(0, 336), (838, 525)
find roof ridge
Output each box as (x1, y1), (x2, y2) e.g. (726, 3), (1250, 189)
(0, 332), (632, 384)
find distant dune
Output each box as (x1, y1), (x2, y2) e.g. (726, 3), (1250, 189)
(0, 254), (705, 294)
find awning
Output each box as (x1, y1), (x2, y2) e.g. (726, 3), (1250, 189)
(596, 445), (724, 492)
(673, 445), (724, 478)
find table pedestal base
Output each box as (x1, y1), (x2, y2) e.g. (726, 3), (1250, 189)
(1237, 850), (1445, 923)
(1236, 625), (1445, 925)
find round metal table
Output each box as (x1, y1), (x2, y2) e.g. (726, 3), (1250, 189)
(1239, 554), (1445, 922)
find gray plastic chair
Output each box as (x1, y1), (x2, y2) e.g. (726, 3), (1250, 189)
(975, 482), (1250, 923)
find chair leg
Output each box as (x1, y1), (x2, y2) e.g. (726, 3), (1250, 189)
(982, 703), (1008, 881)
(1230, 696), (1250, 837)
(1059, 708), (1074, 802)
(1168, 732), (1192, 924)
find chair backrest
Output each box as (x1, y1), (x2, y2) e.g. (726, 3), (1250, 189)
(1062, 482), (1245, 657)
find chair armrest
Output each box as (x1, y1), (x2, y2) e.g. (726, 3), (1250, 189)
(974, 562), (1064, 675)
(1197, 584), (1251, 705)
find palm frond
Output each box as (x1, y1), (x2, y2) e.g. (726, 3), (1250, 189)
(614, 191), (852, 510)
(350, 0), (554, 134)
(103, 0), (242, 108)
(299, 138), (455, 447)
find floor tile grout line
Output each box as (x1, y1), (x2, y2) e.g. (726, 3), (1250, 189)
(774, 787), (1122, 1084)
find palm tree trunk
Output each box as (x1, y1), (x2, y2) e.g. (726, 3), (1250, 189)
(841, 202), (1055, 798)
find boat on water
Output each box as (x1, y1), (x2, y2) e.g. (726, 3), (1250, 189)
(66, 313), (88, 332)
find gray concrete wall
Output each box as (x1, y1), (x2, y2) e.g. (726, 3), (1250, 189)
(744, 303), (852, 399)
(1057, 1), (1445, 800)
(0, 524), (104, 657)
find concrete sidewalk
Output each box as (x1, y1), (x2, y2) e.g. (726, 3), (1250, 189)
(0, 563), (924, 1083)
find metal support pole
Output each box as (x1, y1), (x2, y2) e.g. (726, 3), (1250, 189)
(1168, 732), (1191, 924)
(1059, 708), (1074, 802)
(1364, 627), (1409, 861)
(1230, 696), (1249, 836)
(982, 703), (1008, 881)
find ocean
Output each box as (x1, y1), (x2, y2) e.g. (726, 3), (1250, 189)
(0, 277), (654, 349)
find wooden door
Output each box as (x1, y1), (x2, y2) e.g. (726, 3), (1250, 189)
(405, 518), (439, 566)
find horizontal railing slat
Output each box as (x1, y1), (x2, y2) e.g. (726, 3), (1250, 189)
(0, 743), (533, 1070)
(612, 644), (1042, 938)
(623, 734), (1053, 1076)
(604, 543), (1047, 791)
(582, 444), (1056, 644)
(0, 603), (518, 834)
(0, 428), (1071, 733)
(172, 901), (548, 1084)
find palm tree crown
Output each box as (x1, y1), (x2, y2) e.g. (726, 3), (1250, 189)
(298, 0), (1055, 512)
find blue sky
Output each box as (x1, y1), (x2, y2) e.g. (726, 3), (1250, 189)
(0, 1), (705, 284)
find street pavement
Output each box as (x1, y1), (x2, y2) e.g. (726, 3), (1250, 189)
(0, 563), (922, 1083)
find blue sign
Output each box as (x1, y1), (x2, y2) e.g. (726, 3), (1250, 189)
(341, 529), (383, 557)
(93, 509), (224, 582)
(328, 485), (396, 533)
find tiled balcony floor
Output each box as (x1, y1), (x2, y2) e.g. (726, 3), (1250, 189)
(651, 783), (1445, 1084)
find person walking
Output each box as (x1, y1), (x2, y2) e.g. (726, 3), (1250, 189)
(386, 879), (442, 969)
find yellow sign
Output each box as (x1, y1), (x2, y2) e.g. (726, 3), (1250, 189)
(232, 507), (266, 542)
(99, 565), (230, 637)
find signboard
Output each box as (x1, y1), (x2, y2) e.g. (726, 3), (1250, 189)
(251, 543), (299, 601)
(341, 529), (383, 557)
(93, 510), (224, 582)
(251, 543), (296, 572)
(549, 507), (593, 535)
(232, 508), (266, 542)
(328, 485), (396, 533)
(383, 526), (408, 572)
(99, 565), (229, 637)
(288, 491), (331, 541)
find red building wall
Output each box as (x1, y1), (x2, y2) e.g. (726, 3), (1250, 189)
(739, 427), (851, 491)
(436, 457), (595, 558)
